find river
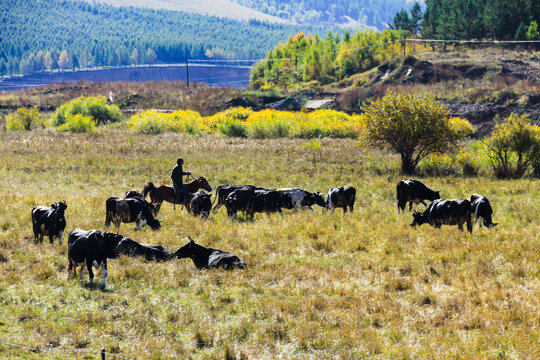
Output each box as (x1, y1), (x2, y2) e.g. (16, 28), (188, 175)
(0, 64), (252, 91)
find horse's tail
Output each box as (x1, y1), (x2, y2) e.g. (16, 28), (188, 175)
(142, 182), (156, 199)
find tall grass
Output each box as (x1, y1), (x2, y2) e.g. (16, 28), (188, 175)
(0, 130), (538, 359)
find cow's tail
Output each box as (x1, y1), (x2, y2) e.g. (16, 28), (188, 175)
(212, 186), (222, 210)
(105, 198), (115, 227)
(142, 182), (156, 199)
(465, 201), (473, 234)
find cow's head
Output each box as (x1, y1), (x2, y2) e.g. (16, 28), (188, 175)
(313, 192), (326, 208)
(432, 190), (441, 201)
(98, 232), (125, 259)
(410, 210), (428, 227)
(54, 201), (67, 217)
(174, 238), (196, 259)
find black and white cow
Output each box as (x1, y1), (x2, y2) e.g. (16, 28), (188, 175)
(470, 194), (497, 229)
(326, 186), (356, 213)
(410, 198), (473, 233)
(277, 188), (326, 212)
(105, 190), (161, 232)
(213, 185), (265, 211)
(175, 237), (246, 270)
(189, 192), (212, 219)
(68, 229), (173, 289)
(31, 201), (67, 244)
(114, 237), (173, 261)
(396, 179), (440, 213)
(67, 229), (121, 289)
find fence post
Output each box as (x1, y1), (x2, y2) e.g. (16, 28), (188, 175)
(101, 349), (105, 360)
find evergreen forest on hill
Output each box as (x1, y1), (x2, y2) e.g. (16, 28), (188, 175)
(230, 0), (415, 29)
(0, 0), (316, 77)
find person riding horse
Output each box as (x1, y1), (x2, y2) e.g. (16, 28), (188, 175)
(171, 158), (191, 204)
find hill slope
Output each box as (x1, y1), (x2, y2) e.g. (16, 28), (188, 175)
(82, 0), (289, 23)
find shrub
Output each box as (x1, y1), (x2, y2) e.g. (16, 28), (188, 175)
(483, 114), (540, 179)
(57, 114), (96, 133)
(127, 109), (205, 135)
(53, 96), (122, 127)
(361, 93), (473, 174)
(6, 107), (45, 130)
(419, 153), (458, 176)
(456, 148), (479, 177)
(126, 110), (168, 135)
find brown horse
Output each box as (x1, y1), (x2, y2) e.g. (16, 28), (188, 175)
(143, 177), (212, 214)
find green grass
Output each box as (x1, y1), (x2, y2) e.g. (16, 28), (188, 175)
(0, 130), (538, 359)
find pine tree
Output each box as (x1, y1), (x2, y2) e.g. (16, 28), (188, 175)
(515, 22), (527, 40)
(58, 50), (71, 70)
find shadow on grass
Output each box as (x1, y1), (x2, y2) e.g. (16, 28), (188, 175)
(82, 282), (115, 293)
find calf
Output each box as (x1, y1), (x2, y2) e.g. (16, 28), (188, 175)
(174, 237), (246, 270)
(411, 199), (473, 233)
(31, 201), (67, 244)
(397, 179), (440, 213)
(105, 191), (161, 232)
(189, 192), (212, 219)
(470, 194), (497, 229)
(277, 188), (326, 212)
(327, 186), (356, 213)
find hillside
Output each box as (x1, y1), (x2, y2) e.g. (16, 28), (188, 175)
(0, 0), (316, 77)
(82, 0), (289, 24)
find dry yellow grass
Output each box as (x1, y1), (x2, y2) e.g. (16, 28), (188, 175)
(0, 129), (538, 359)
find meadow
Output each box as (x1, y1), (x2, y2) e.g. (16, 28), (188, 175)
(0, 129), (538, 359)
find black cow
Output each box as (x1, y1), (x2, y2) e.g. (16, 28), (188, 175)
(213, 185), (265, 211)
(411, 199), (473, 233)
(277, 188), (326, 212)
(189, 192), (212, 219)
(68, 229), (173, 289)
(174, 237), (246, 270)
(326, 186), (356, 213)
(31, 201), (67, 244)
(396, 179), (440, 213)
(225, 187), (256, 219)
(470, 194), (497, 229)
(68, 229), (122, 289)
(225, 188), (284, 219)
(105, 191), (161, 232)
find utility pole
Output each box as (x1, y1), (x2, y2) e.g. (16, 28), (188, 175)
(185, 57), (190, 88)
(403, 36), (407, 57)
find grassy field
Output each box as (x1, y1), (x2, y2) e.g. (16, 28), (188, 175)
(0, 129), (538, 359)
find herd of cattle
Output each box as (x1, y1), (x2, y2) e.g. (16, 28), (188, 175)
(29, 179), (496, 289)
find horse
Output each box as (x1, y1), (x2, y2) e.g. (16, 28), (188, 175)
(142, 176), (212, 215)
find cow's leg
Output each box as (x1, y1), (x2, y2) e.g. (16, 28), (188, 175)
(86, 261), (94, 283)
(421, 200), (427, 208)
(278, 210), (283, 219)
(58, 231), (64, 245)
(457, 222), (464, 232)
(477, 217), (483, 227)
(49, 235), (54, 244)
(467, 219), (473, 234)
(100, 260), (108, 289)
(349, 204), (354, 213)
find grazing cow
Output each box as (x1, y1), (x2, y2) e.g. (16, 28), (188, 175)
(189, 192), (212, 219)
(174, 237), (246, 270)
(31, 201), (67, 244)
(105, 191), (161, 232)
(213, 185), (265, 211)
(326, 186), (356, 213)
(68, 229), (173, 289)
(470, 194), (497, 229)
(396, 179), (440, 213)
(277, 188), (326, 212)
(411, 199), (473, 233)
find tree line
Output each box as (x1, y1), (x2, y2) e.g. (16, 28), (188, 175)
(0, 0), (316, 77)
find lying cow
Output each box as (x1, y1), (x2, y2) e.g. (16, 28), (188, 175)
(175, 237), (246, 270)
(105, 190), (161, 232)
(327, 186), (356, 213)
(470, 194), (497, 229)
(277, 188), (326, 212)
(411, 198), (473, 234)
(68, 229), (173, 289)
(396, 179), (440, 213)
(189, 192), (212, 219)
(31, 201), (67, 244)
(213, 185), (265, 211)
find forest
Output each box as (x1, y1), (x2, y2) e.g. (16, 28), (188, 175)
(230, 0), (415, 29)
(0, 0), (315, 77)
